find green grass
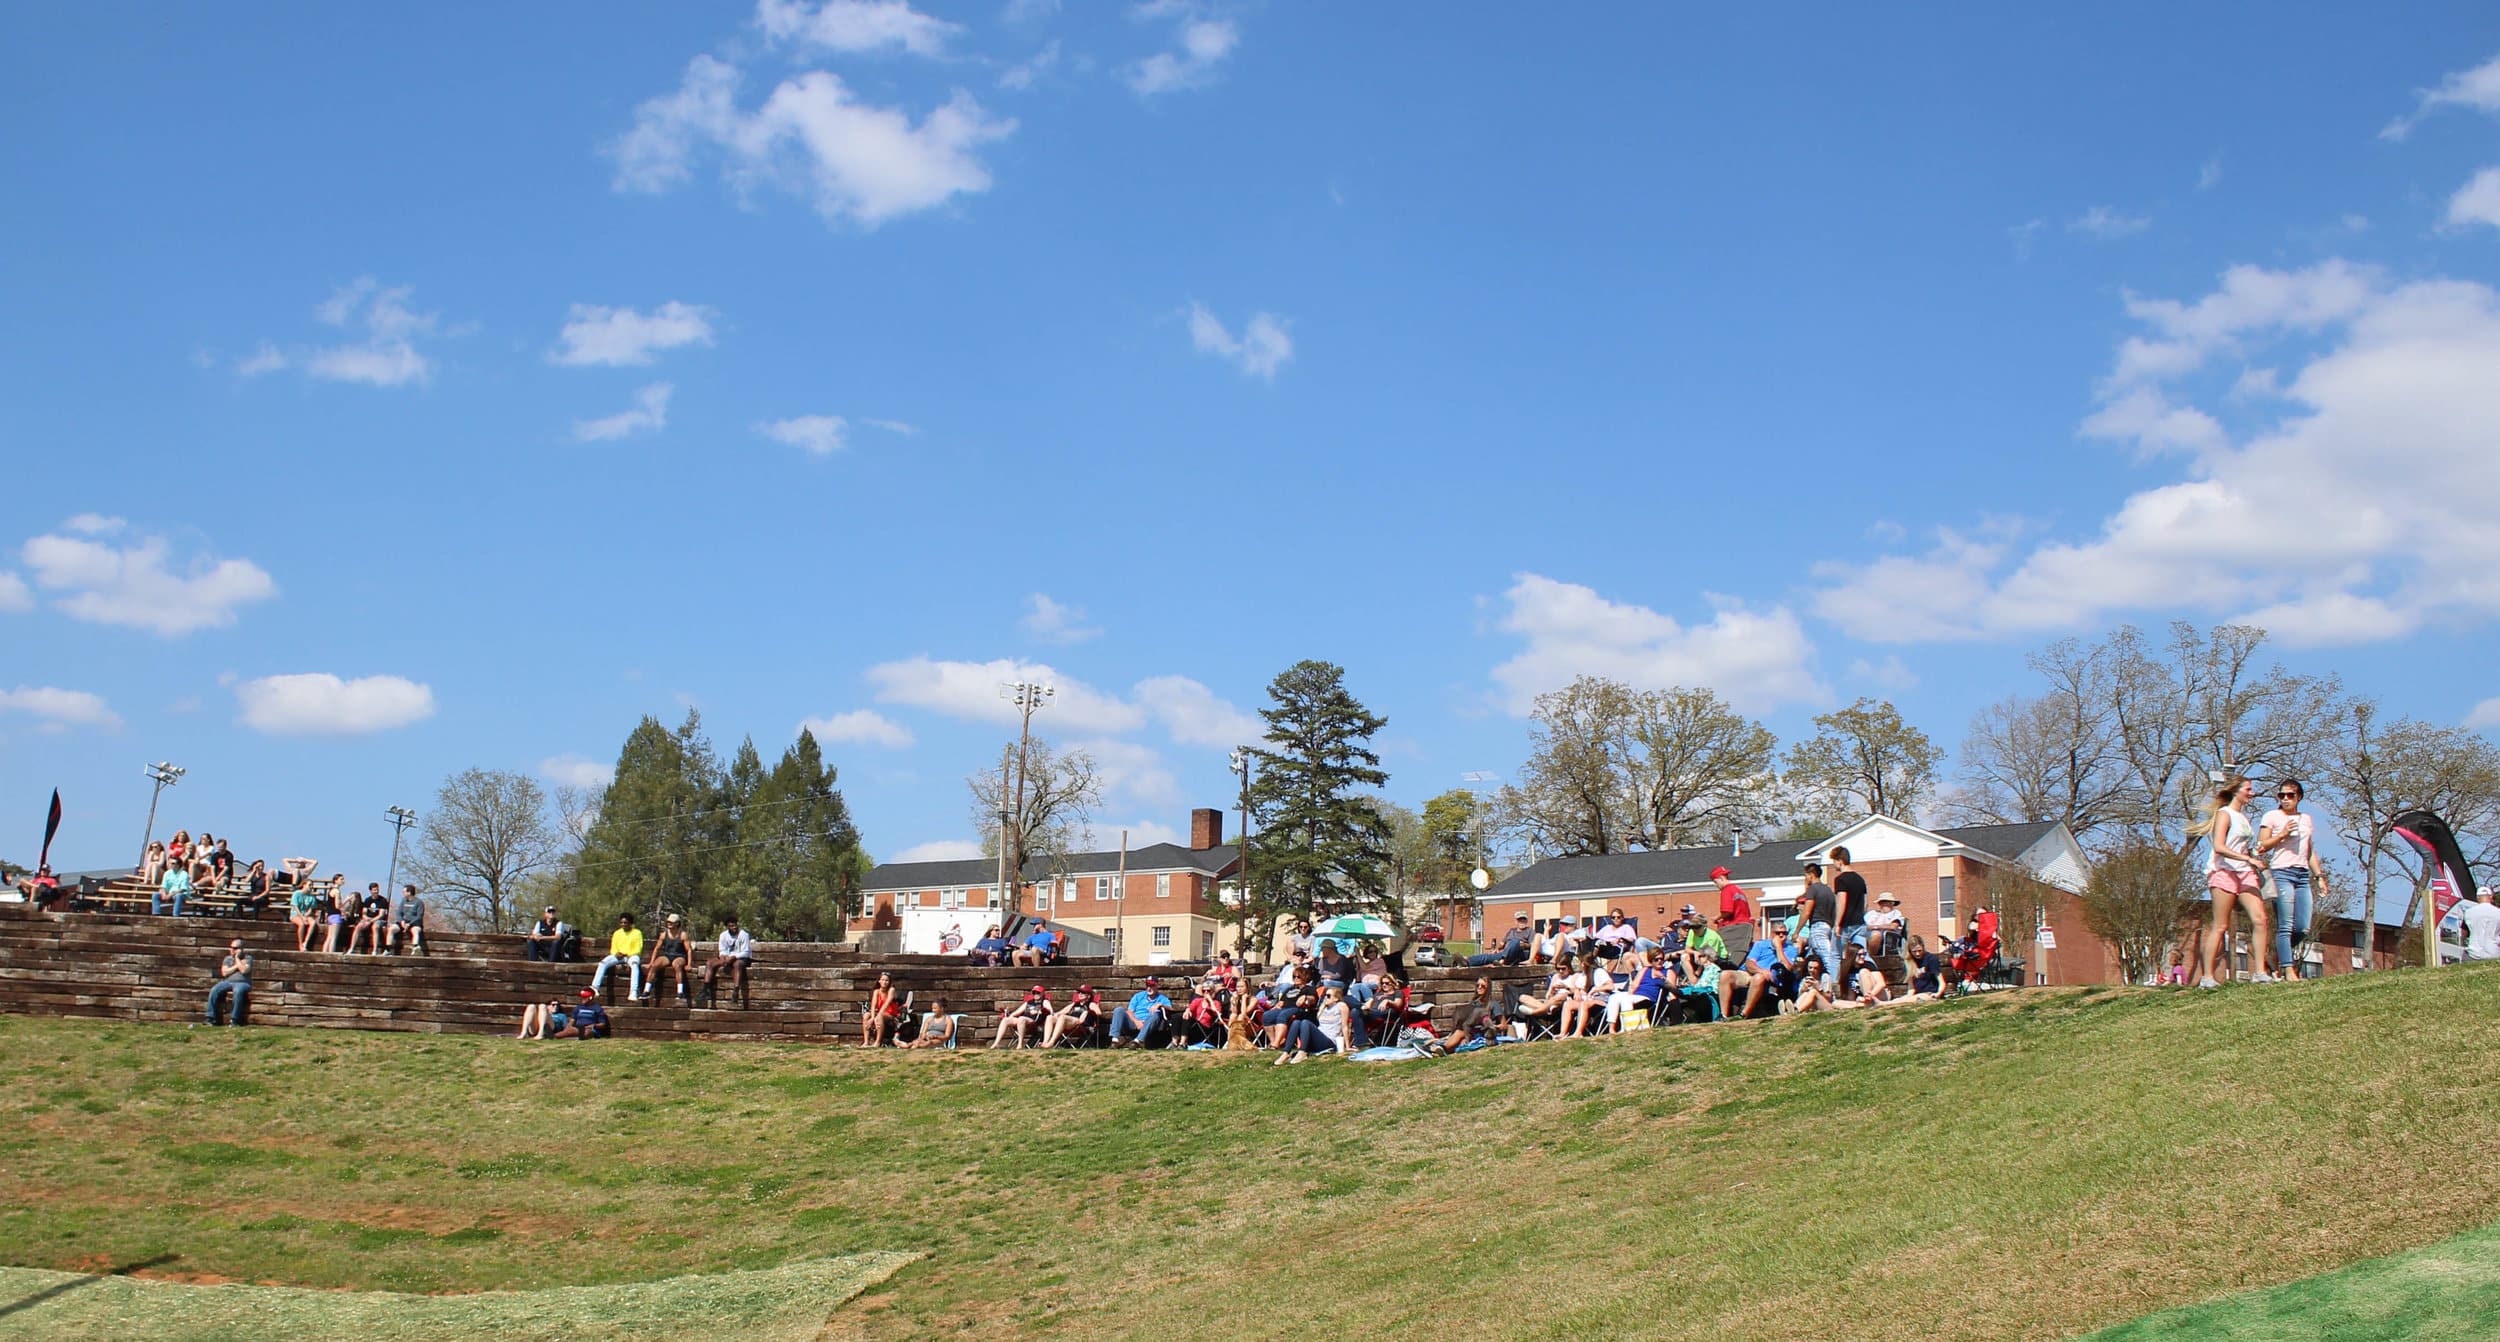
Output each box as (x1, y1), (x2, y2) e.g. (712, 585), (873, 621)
(1, 966), (2495, 1339)
(2084, 1219), (2500, 1340)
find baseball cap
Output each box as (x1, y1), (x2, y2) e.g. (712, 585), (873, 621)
(1710, 866), (1731, 880)
(577, 989), (595, 999)
(1681, 904), (1699, 916)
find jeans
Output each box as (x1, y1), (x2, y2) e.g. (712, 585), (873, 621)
(2269, 868), (2313, 973)
(206, 980), (249, 1026)
(591, 955), (641, 997)
(1804, 923), (1840, 986)
(154, 891), (190, 917)
(525, 937), (557, 962)
(1110, 1008), (1165, 1045)
(1842, 922), (1868, 951)
(1347, 982), (1376, 1009)
(1284, 1019), (1338, 1054)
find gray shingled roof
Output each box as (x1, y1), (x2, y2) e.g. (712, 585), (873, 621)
(1928, 821), (2060, 863)
(1480, 838), (1822, 901)
(864, 842), (1239, 893)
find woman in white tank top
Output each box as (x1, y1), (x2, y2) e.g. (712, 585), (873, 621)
(2188, 776), (2274, 988)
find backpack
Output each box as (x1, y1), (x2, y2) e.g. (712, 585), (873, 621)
(554, 925), (583, 963)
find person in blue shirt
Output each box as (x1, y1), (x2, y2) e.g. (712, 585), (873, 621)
(1109, 978), (1174, 1047)
(969, 925), (1013, 967)
(557, 990), (611, 1039)
(1717, 923), (1794, 1020)
(1011, 924), (1057, 967)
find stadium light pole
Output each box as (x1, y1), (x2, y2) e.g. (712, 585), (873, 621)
(1230, 747), (1253, 957)
(139, 761), (185, 868)
(1461, 771), (1499, 943)
(383, 806), (417, 904)
(998, 681), (1052, 928)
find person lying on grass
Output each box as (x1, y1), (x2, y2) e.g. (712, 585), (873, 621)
(906, 997), (956, 1049)
(992, 986), (1053, 1048)
(1040, 984), (1104, 1048)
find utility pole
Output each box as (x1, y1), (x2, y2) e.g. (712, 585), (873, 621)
(996, 745), (1014, 930)
(139, 761), (185, 868)
(1116, 828), (1129, 965)
(999, 681), (1053, 920)
(384, 806), (417, 910)
(1231, 748), (1253, 958)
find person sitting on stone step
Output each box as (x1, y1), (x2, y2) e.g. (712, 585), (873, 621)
(591, 913), (645, 999)
(389, 884), (428, 956)
(701, 916), (754, 1008)
(642, 913), (693, 1003)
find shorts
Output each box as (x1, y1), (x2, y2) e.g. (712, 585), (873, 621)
(2207, 870), (2259, 897)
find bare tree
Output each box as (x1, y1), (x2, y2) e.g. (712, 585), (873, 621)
(2322, 703), (2500, 965)
(2079, 843), (2200, 985)
(404, 768), (563, 933)
(2101, 623), (2342, 853)
(1945, 638), (2131, 838)
(967, 738), (1101, 897)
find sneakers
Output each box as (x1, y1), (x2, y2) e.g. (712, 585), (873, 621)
(2248, 972), (2278, 984)
(2196, 976), (2221, 990)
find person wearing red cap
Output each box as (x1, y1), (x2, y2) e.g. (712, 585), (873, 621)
(1712, 866), (1755, 955)
(990, 984), (1054, 1049)
(554, 988), (610, 1039)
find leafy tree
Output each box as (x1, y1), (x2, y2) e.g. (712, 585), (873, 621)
(2079, 843), (2200, 985)
(1243, 660), (1393, 951)
(404, 768), (563, 932)
(570, 710), (725, 929)
(716, 729), (871, 941)
(1783, 697), (1941, 827)
(1501, 676), (1777, 856)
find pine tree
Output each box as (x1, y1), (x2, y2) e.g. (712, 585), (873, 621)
(1244, 660), (1393, 951)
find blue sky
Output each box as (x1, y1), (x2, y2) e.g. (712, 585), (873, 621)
(4, 3), (2498, 882)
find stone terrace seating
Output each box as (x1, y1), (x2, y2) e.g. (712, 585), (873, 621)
(0, 908), (1545, 1042)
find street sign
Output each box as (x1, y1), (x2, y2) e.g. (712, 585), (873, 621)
(2038, 927), (2057, 950)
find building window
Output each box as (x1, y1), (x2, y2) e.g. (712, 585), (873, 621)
(1937, 874), (1956, 923)
(1152, 925), (1172, 949)
(1035, 883), (1051, 912)
(942, 887), (965, 909)
(1156, 873), (1171, 900)
(1095, 876), (1113, 901)
(1200, 929), (1215, 958)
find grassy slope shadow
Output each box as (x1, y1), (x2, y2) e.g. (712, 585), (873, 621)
(2082, 1220), (2500, 1342)
(0, 1251), (918, 1342)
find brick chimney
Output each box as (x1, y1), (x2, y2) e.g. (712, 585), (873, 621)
(1190, 807), (1224, 850)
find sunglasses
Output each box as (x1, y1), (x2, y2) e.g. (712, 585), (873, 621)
(2277, 792), (2300, 799)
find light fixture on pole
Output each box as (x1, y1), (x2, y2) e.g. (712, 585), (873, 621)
(998, 680), (1054, 927)
(383, 806), (417, 905)
(139, 761), (185, 867)
(1461, 771), (1499, 939)
(1230, 747), (1253, 955)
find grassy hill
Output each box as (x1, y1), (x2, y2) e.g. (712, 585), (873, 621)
(2, 965), (2495, 1340)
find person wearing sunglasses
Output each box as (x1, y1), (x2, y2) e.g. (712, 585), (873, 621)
(2256, 780), (2326, 980)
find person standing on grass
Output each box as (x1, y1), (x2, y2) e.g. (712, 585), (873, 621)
(1829, 848), (1870, 953)
(2256, 780), (2325, 979)
(2189, 776), (2273, 989)
(205, 938), (252, 1026)
(1710, 867), (1755, 956)
(1798, 862), (1839, 989)
(2456, 889), (2500, 962)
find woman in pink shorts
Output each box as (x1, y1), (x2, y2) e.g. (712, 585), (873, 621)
(2189, 776), (2273, 988)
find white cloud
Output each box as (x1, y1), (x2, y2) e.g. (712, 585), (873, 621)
(2009, 218), (2045, 260)
(1133, 675), (1261, 748)
(758, 414), (847, 455)
(1187, 303), (1293, 379)
(1847, 656), (1921, 693)
(2468, 696), (2500, 730)
(800, 708), (915, 748)
(891, 838), (984, 863)
(862, 417), (918, 435)
(2381, 52), (2500, 141)
(0, 572), (28, 613)
(2198, 156), (2222, 191)
(2070, 206), (2151, 240)
(19, 524), (276, 637)
(540, 753), (616, 788)
(235, 673), (435, 735)
(236, 343), (288, 377)
(61, 514), (126, 537)
(296, 278), (441, 388)
(574, 382), (673, 442)
(1810, 262), (2500, 646)
(999, 40), (1061, 91)
(1081, 818), (1187, 850)
(1072, 737), (1180, 809)
(0, 686), (120, 731)
(550, 302), (717, 366)
(867, 656), (1147, 733)
(2446, 167), (2500, 231)
(1021, 593), (1101, 644)
(756, 0), (959, 57)
(1128, 17), (1237, 95)
(1490, 574), (1825, 715)
(611, 55), (1015, 229)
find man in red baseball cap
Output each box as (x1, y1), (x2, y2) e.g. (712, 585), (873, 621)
(1711, 866), (1755, 956)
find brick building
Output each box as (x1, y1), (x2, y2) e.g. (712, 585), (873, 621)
(855, 807), (1241, 963)
(1478, 816), (2117, 983)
